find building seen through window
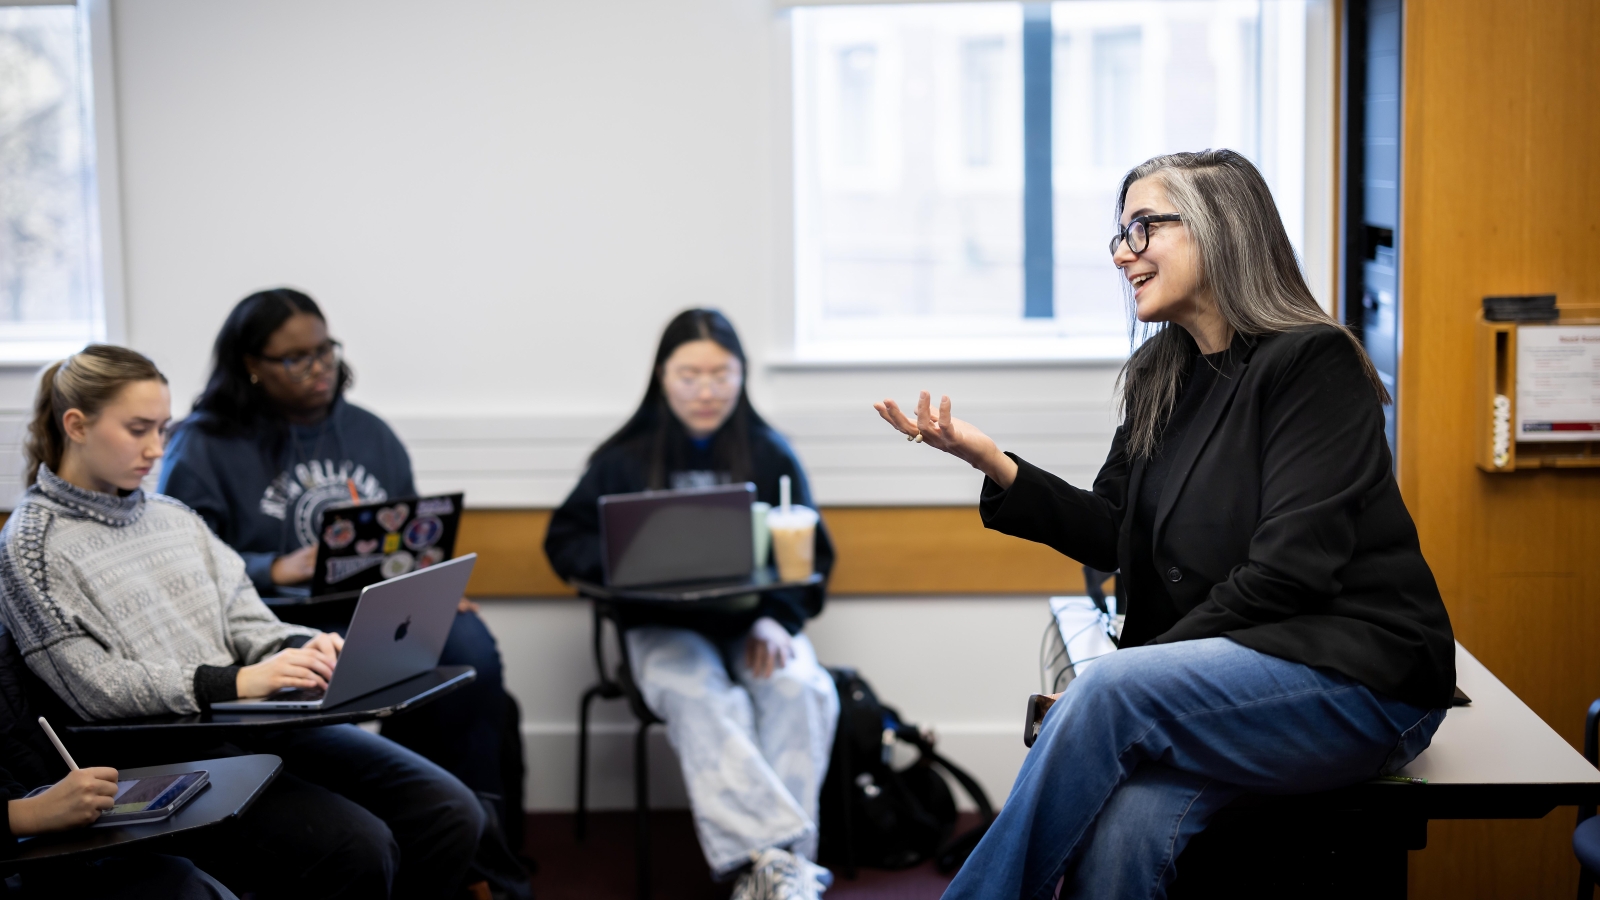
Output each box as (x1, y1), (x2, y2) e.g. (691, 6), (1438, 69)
(0, 5), (104, 361)
(792, 1), (1314, 361)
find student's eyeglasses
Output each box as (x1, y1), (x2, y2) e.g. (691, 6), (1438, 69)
(1109, 214), (1182, 257)
(665, 366), (741, 396)
(259, 340), (342, 383)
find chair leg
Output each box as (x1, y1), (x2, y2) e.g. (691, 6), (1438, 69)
(635, 720), (652, 900)
(575, 684), (604, 842)
(1580, 867), (1595, 900)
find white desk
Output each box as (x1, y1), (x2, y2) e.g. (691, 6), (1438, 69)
(1168, 641), (1600, 899)
(1397, 642), (1600, 798)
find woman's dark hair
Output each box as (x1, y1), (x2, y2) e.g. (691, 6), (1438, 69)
(185, 288), (352, 443)
(591, 308), (769, 488)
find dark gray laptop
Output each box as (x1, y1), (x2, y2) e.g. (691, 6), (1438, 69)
(598, 484), (755, 589)
(213, 554), (476, 711)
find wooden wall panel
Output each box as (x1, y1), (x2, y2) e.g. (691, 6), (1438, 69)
(1398, 0), (1600, 896)
(455, 508), (1086, 598)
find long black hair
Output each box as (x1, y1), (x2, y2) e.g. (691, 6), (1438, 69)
(591, 308), (770, 489)
(185, 288), (352, 448)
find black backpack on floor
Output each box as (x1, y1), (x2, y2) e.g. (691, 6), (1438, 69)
(818, 667), (994, 875)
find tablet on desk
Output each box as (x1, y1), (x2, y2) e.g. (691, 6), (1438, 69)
(26, 770), (209, 828)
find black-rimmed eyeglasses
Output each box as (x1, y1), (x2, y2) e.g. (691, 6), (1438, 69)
(259, 340), (342, 382)
(1109, 214), (1182, 257)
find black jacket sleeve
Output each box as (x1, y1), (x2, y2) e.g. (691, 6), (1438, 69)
(1150, 328), (1392, 643)
(976, 429), (1131, 573)
(543, 454), (628, 586)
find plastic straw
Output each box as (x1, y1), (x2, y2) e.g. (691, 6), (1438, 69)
(779, 475), (791, 513)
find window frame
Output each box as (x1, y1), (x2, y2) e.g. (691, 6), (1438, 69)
(773, 0), (1336, 368)
(0, 0), (127, 365)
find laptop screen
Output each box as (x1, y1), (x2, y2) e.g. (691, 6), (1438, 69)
(599, 484), (756, 588)
(311, 493), (464, 597)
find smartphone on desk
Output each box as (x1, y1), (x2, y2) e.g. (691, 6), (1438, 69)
(26, 770), (209, 827)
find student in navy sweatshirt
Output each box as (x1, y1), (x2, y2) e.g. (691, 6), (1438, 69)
(157, 289), (528, 891)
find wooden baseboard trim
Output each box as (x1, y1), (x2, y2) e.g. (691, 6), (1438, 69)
(458, 508), (1086, 598)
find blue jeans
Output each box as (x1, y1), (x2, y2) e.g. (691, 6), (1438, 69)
(944, 637), (1445, 900)
(172, 724), (485, 900)
(627, 627), (839, 878)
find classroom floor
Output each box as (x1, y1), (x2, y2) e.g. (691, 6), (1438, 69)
(522, 812), (962, 900)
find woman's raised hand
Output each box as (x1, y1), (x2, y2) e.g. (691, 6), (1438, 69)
(873, 391), (1019, 489)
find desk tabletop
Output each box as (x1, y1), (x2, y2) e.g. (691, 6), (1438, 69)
(64, 666), (474, 734)
(1261, 642), (1600, 820)
(573, 569), (822, 604)
(1398, 642), (1600, 788)
(5, 754), (281, 865)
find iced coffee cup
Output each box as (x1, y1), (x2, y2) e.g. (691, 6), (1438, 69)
(767, 505), (818, 582)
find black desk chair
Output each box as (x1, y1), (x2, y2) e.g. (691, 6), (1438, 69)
(570, 572), (823, 900)
(574, 599), (661, 900)
(1575, 698), (1600, 898)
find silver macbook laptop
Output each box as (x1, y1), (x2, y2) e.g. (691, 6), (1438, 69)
(213, 554), (477, 712)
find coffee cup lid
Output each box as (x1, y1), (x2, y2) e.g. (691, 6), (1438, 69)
(766, 505), (818, 527)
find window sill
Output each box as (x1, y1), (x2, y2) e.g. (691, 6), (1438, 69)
(764, 354), (1126, 372)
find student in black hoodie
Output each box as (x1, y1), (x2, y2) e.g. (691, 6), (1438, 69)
(157, 289), (528, 894)
(545, 309), (838, 898)
(0, 627), (228, 899)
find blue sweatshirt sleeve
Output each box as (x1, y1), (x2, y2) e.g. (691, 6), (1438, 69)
(375, 418), (418, 498)
(160, 427), (281, 594)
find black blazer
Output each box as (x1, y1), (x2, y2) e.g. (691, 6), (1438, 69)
(981, 326), (1455, 708)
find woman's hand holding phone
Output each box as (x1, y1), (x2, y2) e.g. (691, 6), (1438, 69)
(873, 391), (1019, 489)
(7, 767), (119, 835)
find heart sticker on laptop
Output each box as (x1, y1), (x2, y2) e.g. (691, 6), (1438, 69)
(376, 504), (410, 533)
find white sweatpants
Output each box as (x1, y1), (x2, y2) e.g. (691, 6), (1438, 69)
(626, 626), (839, 878)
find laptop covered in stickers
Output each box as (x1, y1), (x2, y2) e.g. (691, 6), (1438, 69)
(305, 493), (465, 602)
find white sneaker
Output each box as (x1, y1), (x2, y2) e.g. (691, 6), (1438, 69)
(730, 847), (834, 900)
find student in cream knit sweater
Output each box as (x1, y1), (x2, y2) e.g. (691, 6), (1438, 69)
(0, 345), (484, 900)
(1, 463), (323, 719)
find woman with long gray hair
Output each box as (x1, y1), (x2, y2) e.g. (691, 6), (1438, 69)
(874, 150), (1454, 899)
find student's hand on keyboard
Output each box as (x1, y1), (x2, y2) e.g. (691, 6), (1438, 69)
(744, 617), (794, 680)
(7, 767), (119, 835)
(304, 631), (344, 663)
(237, 647), (337, 698)
(873, 391), (1019, 489)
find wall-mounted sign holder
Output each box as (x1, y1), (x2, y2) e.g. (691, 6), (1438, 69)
(1476, 304), (1600, 472)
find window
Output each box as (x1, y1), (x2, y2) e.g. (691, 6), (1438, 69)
(791, 1), (1322, 362)
(0, 4), (108, 361)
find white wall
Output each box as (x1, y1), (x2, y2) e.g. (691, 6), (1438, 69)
(0, 0), (1132, 810)
(102, 0), (1123, 509)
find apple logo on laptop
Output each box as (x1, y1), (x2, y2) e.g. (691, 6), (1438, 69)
(394, 616), (410, 642)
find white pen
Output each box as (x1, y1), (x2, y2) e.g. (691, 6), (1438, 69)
(38, 716), (79, 771)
